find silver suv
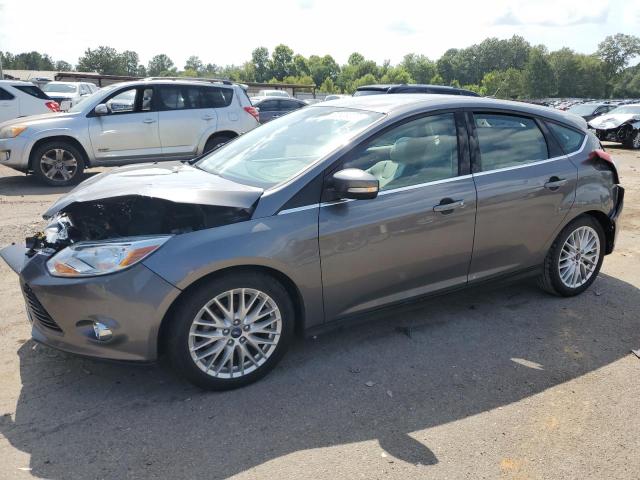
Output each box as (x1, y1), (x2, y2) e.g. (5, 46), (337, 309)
(0, 78), (260, 185)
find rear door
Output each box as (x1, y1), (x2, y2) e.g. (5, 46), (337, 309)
(0, 87), (18, 122)
(88, 86), (162, 161)
(319, 111), (477, 319)
(467, 111), (578, 281)
(156, 85), (224, 157)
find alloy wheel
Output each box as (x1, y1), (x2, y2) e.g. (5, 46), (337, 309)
(188, 288), (282, 379)
(558, 226), (600, 289)
(40, 148), (78, 182)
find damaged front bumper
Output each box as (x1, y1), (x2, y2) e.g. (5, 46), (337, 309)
(0, 243), (181, 362)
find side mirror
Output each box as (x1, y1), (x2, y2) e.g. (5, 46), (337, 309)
(332, 168), (379, 200)
(94, 104), (108, 116)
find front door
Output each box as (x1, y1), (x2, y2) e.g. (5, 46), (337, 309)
(319, 112), (477, 320)
(88, 86), (161, 161)
(467, 111), (578, 281)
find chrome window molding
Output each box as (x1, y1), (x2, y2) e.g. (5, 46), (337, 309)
(276, 134), (588, 216)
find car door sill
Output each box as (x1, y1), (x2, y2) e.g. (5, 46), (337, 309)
(305, 265), (542, 338)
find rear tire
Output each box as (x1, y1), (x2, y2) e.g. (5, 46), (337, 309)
(203, 134), (235, 154)
(539, 216), (605, 297)
(31, 140), (85, 186)
(167, 272), (295, 390)
(623, 131), (640, 150)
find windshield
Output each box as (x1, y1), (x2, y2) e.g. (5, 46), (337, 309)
(353, 89), (385, 97)
(197, 106), (383, 188)
(68, 85), (118, 112)
(568, 104), (597, 115)
(607, 105), (640, 115)
(43, 83), (77, 93)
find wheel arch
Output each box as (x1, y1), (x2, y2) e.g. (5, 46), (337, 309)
(157, 264), (306, 358)
(582, 210), (615, 254)
(28, 135), (91, 170)
(564, 210), (615, 255)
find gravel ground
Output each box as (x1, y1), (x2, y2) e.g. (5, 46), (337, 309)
(0, 145), (639, 480)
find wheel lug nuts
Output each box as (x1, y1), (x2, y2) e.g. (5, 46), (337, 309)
(233, 320), (240, 325)
(223, 329), (230, 335)
(227, 339), (234, 345)
(239, 337), (246, 344)
(243, 325), (250, 331)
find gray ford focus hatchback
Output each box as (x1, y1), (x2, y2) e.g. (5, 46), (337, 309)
(1, 95), (624, 390)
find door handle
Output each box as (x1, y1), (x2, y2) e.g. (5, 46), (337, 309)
(143, 118), (156, 124)
(202, 115), (214, 120)
(544, 177), (567, 190)
(433, 199), (464, 213)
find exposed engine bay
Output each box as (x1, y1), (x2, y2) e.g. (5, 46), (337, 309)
(26, 195), (254, 253)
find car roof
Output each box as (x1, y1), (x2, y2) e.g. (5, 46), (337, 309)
(0, 80), (39, 86)
(102, 79), (237, 89)
(253, 97), (303, 104)
(317, 94), (588, 130)
(356, 83), (475, 92)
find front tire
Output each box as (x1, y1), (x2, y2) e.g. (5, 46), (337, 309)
(32, 141), (85, 186)
(167, 272), (295, 390)
(539, 216), (605, 297)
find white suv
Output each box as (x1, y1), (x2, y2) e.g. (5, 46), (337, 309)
(0, 80), (61, 123)
(0, 79), (260, 185)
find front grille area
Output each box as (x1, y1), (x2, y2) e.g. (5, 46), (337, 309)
(22, 284), (63, 333)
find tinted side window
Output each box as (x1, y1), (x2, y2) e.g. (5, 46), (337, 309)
(546, 122), (585, 154)
(199, 87), (233, 108)
(0, 87), (14, 100)
(158, 86), (186, 110)
(474, 113), (548, 171)
(342, 113), (459, 190)
(13, 85), (49, 99)
(258, 100), (278, 112)
(279, 100), (302, 111)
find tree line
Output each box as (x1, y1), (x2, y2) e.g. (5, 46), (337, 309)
(2, 33), (639, 98)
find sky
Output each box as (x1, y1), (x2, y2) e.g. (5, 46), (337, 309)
(0, 0), (639, 68)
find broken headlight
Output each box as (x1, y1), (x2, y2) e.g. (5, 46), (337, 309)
(46, 236), (171, 277)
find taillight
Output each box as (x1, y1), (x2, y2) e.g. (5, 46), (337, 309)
(590, 149), (619, 184)
(244, 106), (259, 122)
(589, 149), (614, 165)
(45, 101), (60, 112)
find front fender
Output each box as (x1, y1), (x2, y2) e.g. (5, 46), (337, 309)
(142, 209), (324, 330)
(24, 126), (93, 165)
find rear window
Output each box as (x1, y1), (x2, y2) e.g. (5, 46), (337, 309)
(199, 86), (233, 108)
(0, 87), (15, 100)
(546, 122), (585, 154)
(13, 85), (49, 99)
(474, 113), (549, 171)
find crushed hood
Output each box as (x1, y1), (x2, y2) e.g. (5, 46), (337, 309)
(588, 113), (640, 129)
(44, 162), (264, 219)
